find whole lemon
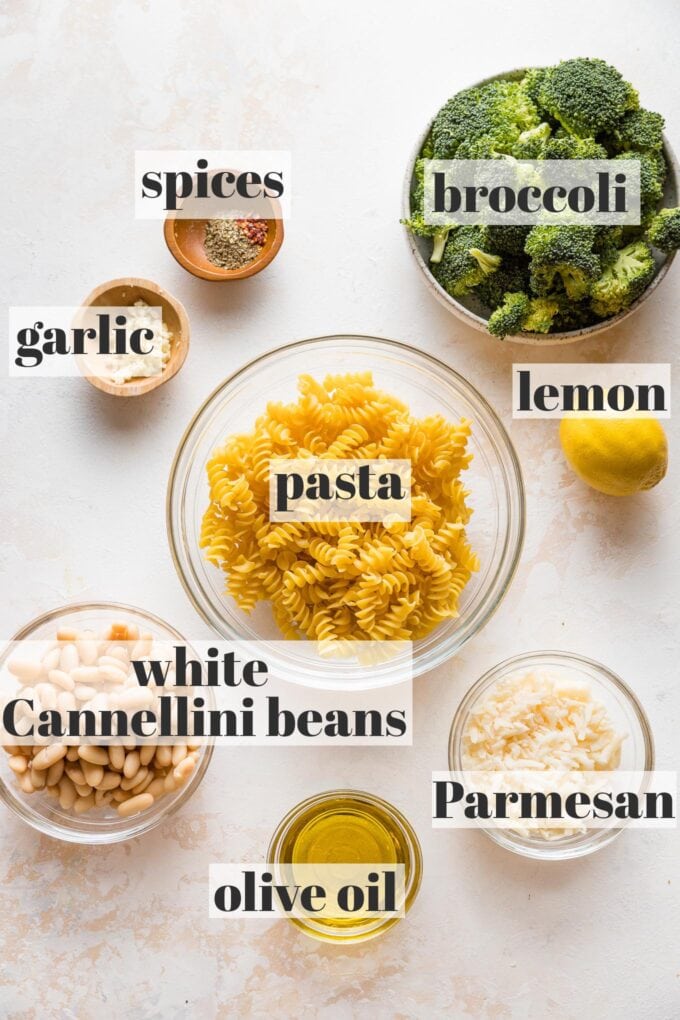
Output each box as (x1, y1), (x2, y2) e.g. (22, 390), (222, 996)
(559, 417), (668, 496)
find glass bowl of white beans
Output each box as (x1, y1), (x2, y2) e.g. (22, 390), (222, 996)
(0, 603), (213, 844)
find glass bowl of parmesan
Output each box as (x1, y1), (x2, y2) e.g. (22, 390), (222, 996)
(448, 650), (654, 860)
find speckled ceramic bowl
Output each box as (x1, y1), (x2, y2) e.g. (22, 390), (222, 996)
(402, 68), (679, 345)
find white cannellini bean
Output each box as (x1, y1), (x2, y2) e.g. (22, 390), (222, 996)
(123, 751), (140, 779)
(58, 776), (77, 809)
(75, 685), (97, 701)
(32, 744), (67, 771)
(97, 664), (128, 684)
(78, 745), (109, 766)
(42, 647), (61, 672)
(59, 644), (79, 673)
(116, 688), (154, 711)
(7, 658), (42, 683)
(8, 755), (28, 775)
(117, 793), (154, 818)
(106, 645), (130, 665)
(109, 746), (125, 771)
(74, 793), (95, 814)
(76, 636), (98, 665)
(57, 691), (77, 713)
(71, 666), (101, 685)
(35, 683), (57, 711)
(46, 759), (65, 786)
(81, 760), (104, 788)
(48, 669), (75, 692)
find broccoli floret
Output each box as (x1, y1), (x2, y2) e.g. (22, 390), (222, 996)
(590, 240), (655, 317)
(538, 58), (638, 138)
(431, 226), (501, 297)
(594, 226), (626, 267)
(431, 79), (541, 158)
(646, 207), (680, 253)
(486, 290), (595, 336)
(522, 296), (563, 333)
(520, 68), (548, 113)
(475, 258), (531, 309)
(553, 298), (599, 331)
(615, 148), (668, 221)
(511, 122), (552, 159)
(486, 225), (532, 258)
(455, 134), (511, 160)
(487, 292), (530, 338)
(609, 108), (665, 154)
(543, 135), (608, 160)
(615, 150), (667, 220)
(525, 225), (601, 301)
(402, 158), (454, 263)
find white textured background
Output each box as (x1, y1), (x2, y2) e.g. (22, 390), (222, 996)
(1, 1), (679, 1017)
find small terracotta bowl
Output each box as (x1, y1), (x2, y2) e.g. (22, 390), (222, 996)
(78, 277), (190, 397)
(164, 206), (284, 282)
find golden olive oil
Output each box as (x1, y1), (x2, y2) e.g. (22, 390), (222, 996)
(269, 790), (422, 943)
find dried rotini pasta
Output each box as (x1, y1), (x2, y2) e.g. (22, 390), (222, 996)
(200, 372), (479, 642)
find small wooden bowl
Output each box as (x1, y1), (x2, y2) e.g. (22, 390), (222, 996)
(164, 208), (284, 281)
(78, 278), (190, 397)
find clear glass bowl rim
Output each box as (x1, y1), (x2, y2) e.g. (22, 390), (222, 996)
(166, 333), (526, 678)
(447, 649), (655, 861)
(0, 600), (214, 844)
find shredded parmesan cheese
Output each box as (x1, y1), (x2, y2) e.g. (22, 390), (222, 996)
(462, 670), (626, 839)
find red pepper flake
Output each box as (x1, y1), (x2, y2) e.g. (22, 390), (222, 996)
(236, 218), (268, 246)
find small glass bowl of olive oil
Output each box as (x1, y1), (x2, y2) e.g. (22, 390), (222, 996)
(267, 789), (422, 943)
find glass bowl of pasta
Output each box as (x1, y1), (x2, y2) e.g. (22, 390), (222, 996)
(167, 335), (525, 685)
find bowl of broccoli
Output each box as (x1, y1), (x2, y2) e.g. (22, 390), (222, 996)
(402, 59), (679, 344)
